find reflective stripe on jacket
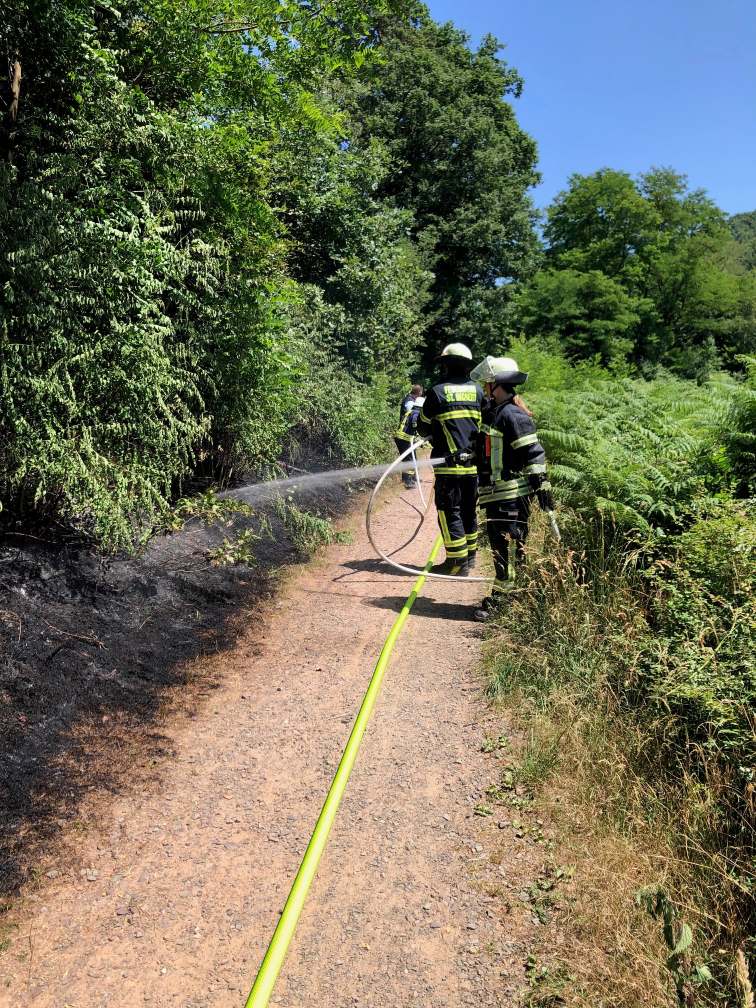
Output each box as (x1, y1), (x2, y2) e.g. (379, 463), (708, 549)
(416, 381), (482, 475)
(477, 397), (548, 506)
(395, 400), (421, 443)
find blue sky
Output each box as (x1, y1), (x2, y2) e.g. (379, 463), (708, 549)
(427, 0), (756, 216)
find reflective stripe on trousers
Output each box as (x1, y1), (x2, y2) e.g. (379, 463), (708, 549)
(435, 474), (478, 561)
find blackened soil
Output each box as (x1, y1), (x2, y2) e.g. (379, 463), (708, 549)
(0, 485), (354, 898)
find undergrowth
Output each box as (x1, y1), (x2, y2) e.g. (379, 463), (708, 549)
(273, 497), (350, 559)
(482, 344), (755, 1007)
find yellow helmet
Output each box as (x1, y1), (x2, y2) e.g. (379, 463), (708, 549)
(436, 342), (473, 362)
(470, 355), (521, 383)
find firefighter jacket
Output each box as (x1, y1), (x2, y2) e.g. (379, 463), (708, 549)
(394, 398), (421, 444)
(417, 380), (482, 476)
(477, 395), (550, 507)
(398, 393), (415, 423)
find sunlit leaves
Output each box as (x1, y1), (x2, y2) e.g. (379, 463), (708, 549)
(523, 168), (756, 377)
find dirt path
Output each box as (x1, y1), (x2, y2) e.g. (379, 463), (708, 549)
(1, 478), (544, 1007)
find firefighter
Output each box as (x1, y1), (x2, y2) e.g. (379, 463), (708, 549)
(394, 390), (424, 488)
(472, 358), (554, 621)
(399, 384), (423, 421)
(417, 343), (483, 575)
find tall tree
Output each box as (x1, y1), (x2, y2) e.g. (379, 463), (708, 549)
(730, 210), (756, 271)
(341, 11), (540, 360)
(515, 269), (638, 368)
(518, 168), (756, 377)
(270, 123), (432, 378)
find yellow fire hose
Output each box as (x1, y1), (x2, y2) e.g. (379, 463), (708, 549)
(243, 534), (444, 1008)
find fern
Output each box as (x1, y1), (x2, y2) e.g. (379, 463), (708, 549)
(514, 344), (730, 540)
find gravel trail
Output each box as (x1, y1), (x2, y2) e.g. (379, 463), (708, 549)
(1, 477), (543, 1007)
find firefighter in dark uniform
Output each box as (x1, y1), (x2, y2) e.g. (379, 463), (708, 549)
(472, 357), (554, 620)
(399, 384), (423, 422)
(417, 343), (482, 575)
(394, 391), (424, 488)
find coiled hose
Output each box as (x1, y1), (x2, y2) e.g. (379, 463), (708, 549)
(366, 439), (491, 582)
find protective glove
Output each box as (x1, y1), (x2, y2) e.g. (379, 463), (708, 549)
(528, 473), (554, 512)
(536, 487), (555, 512)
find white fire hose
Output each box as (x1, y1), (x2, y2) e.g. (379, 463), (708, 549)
(366, 438), (561, 581)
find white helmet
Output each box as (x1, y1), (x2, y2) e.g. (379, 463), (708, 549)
(436, 342), (473, 362)
(470, 355), (521, 383)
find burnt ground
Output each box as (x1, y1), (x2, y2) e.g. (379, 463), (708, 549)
(0, 484), (357, 899)
(1, 468), (548, 1008)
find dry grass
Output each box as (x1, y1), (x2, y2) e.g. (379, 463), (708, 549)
(500, 685), (672, 1007)
(483, 515), (753, 1007)
(736, 951), (754, 1008)
(523, 705), (754, 1006)
(526, 711), (676, 1006)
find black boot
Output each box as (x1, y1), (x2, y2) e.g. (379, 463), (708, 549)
(431, 557), (469, 577)
(473, 593), (498, 622)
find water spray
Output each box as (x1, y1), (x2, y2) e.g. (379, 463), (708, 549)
(221, 459), (432, 505)
(223, 440), (559, 579)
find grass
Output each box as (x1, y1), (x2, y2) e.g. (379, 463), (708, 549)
(481, 512), (754, 1007)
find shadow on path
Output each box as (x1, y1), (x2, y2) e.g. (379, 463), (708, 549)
(366, 595), (479, 623)
(333, 557), (419, 581)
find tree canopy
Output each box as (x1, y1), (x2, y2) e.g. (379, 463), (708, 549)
(516, 169), (756, 377)
(341, 14), (540, 360)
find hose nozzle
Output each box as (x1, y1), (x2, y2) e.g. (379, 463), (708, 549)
(445, 450), (475, 467)
(547, 510), (561, 542)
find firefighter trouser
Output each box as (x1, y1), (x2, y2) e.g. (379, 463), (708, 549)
(483, 496), (532, 589)
(394, 437), (416, 486)
(435, 474), (478, 561)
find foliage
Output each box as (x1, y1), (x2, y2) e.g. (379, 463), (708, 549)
(515, 268), (637, 367)
(341, 13), (540, 359)
(156, 489), (254, 535)
(272, 131), (432, 379)
(511, 338), (732, 537)
(209, 528), (264, 566)
(722, 356), (756, 498)
(0, 0), (436, 546)
(273, 497), (347, 558)
(512, 338), (755, 773)
(282, 292), (408, 467)
(483, 341), (754, 1003)
(517, 169), (756, 378)
(0, 26), (221, 545)
(730, 211), (756, 271)
(636, 886), (712, 1005)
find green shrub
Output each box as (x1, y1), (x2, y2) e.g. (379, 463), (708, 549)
(274, 498), (349, 558)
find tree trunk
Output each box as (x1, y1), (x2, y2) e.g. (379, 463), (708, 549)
(1, 59), (21, 163)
